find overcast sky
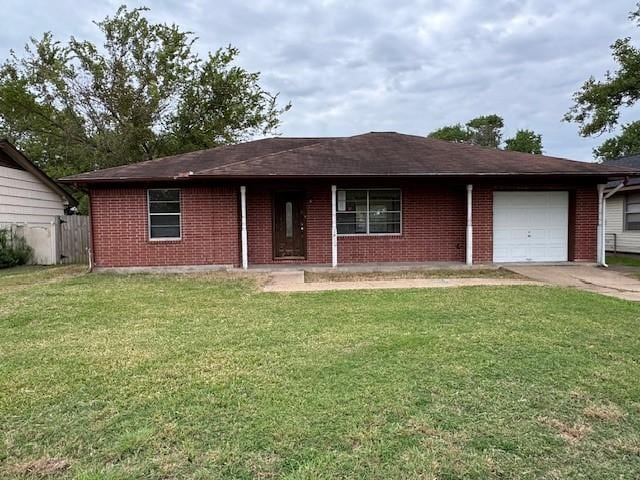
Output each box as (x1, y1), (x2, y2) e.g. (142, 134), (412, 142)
(1, 0), (637, 161)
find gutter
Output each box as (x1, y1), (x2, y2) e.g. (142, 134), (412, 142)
(59, 172), (634, 185)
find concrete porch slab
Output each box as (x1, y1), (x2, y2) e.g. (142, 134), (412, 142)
(247, 261), (492, 273)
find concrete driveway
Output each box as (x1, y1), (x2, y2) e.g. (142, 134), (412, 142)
(506, 265), (640, 301)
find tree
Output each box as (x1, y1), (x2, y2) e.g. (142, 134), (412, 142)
(565, 4), (640, 159)
(427, 114), (507, 149)
(0, 6), (289, 180)
(466, 114), (504, 148)
(593, 121), (640, 161)
(427, 123), (471, 142)
(504, 129), (543, 154)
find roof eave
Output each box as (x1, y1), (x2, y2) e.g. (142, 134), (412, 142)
(59, 171), (636, 184)
(0, 141), (78, 206)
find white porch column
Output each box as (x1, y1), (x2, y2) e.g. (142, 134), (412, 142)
(331, 184), (338, 267)
(240, 185), (248, 270)
(597, 183), (606, 266)
(466, 184), (473, 266)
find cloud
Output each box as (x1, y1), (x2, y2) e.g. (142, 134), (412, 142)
(0, 0), (637, 160)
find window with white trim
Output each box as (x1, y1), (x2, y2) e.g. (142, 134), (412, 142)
(148, 189), (181, 240)
(336, 189), (401, 235)
(625, 192), (640, 231)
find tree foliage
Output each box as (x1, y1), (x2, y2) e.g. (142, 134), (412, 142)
(593, 121), (640, 160)
(0, 6), (289, 179)
(466, 114), (504, 148)
(427, 123), (471, 143)
(428, 114), (543, 153)
(504, 129), (543, 154)
(565, 4), (640, 159)
(428, 114), (505, 148)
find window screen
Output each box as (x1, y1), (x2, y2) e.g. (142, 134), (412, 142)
(148, 189), (181, 239)
(625, 192), (640, 231)
(336, 189), (401, 235)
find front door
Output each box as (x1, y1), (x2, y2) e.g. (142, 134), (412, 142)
(273, 192), (306, 259)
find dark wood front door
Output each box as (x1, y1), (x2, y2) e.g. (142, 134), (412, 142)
(273, 192), (306, 259)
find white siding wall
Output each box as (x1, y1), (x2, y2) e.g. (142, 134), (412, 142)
(605, 193), (640, 253)
(0, 165), (66, 224)
(0, 165), (67, 264)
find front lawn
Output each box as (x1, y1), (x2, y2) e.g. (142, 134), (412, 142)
(1, 267), (639, 479)
(606, 253), (640, 268)
(606, 253), (640, 279)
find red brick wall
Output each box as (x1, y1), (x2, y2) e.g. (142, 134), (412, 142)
(338, 185), (466, 263)
(573, 186), (598, 262)
(90, 186), (240, 267)
(472, 186), (493, 263)
(88, 181), (599, 268)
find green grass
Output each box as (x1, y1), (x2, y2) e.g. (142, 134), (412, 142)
(1, 267), (640, 479)
(606, 254), (640, 279)
(606, 254), (640, 268)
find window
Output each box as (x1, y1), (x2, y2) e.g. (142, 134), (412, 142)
(625, 192), (640, 231)
(336, 189), (401, 235)
(148, 189), (181, 240)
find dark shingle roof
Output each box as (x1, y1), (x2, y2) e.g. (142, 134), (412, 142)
(605, 155), (640, 187)
(0, 140), (77, 205)
(60, 132), (640, 184)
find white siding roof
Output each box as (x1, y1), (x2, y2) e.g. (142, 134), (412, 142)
(606, 193), (640, 253)
(0, 165), (66, 224)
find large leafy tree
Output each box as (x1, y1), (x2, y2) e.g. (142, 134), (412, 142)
(565, 5), (640, 160)
(466, 114), (504, 148)
(428, 114), (505, 148)
(593, 121), (640, 160)
(428, 114), (543, 152)
(504, 129), (543, 154)
(0, 6), (289, 179)
(427, 123), (471, 143)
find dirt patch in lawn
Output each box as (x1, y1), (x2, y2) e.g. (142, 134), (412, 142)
(304, 268), (523, 283)
(538, 416), (592, 443)
(584, 402), (627, 422)
(11, 457), (71, 476)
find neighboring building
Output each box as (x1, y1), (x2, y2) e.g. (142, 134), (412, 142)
(0, 140), (77, 264)
(60, 132), (639, 270)
(603, 155), (640, 254)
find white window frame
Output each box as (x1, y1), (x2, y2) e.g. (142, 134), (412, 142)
(336, 188), (402, 236)
(147, 188), (182, 241)
(625, 192), (640, 231)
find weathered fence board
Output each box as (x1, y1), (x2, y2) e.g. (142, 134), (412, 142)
(58, 215), (90, 264)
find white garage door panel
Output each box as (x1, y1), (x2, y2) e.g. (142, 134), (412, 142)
(493, 192), (568, 262)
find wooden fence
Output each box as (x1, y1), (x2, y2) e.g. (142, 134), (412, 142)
(57, 215), (90, 264)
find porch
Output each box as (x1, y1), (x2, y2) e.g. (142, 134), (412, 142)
(237, 179), (602, 269)
(238, 180), (475, 269)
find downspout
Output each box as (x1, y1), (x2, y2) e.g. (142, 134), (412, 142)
(87, 189), (94, 272)
(240, 186), (248, 270)
(466, 184), (473, 266)
(331, 185), (338, 267)
(597, 184), (605, 267)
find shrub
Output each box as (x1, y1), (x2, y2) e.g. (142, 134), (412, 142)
(0, 228), (33, 268)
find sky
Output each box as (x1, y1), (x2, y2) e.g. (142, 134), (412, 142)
(1, 0), (638, 161)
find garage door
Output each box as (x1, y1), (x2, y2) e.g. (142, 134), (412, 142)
(493, 191), (568, 262)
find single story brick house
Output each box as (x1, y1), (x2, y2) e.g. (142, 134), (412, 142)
(60, 132), (638, 270)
